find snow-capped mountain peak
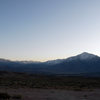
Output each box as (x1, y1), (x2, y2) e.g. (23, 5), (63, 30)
(76, 52), (98, 60)
(66, 52), (99, 61)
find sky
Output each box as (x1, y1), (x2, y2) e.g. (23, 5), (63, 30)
(0, 0), (100, 61)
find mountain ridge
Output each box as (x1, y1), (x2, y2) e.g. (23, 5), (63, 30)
(0, 52), (100, 77)
(0, 52), (99, 63)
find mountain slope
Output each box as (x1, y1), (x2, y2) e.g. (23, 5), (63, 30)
(0, 52), (100, 76)
(47, 52), (100, 74)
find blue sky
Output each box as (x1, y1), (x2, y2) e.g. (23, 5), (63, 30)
(0, 0), (100, 61)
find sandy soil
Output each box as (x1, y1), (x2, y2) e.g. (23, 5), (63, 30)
(0, 88), (100, 100)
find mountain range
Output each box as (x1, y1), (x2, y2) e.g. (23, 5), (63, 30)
(0, 52), (100, 77)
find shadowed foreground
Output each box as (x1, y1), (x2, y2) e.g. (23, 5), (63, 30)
(0, 71), (100, 100)
(0, 88), (100, 100)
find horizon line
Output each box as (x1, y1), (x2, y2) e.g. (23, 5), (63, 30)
(0, 52), (99, 62)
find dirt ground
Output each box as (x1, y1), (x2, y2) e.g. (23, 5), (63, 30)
(0, 88), (100, 100)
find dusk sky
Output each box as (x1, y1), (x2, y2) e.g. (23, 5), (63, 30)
(0, 0), (100, 61)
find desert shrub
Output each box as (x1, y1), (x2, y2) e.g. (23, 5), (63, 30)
(0, 92), (11, 99)
(73, 87), (83, 91)
(12, 94), (22, 99)
(83, 94), (88, 98)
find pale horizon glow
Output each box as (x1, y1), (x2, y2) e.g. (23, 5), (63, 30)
(0, 0), (100, 61)
(1, 51), (100, 62)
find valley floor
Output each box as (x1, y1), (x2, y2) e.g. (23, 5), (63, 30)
(0, 88), (100, 100)
(0, 72), (100, 100)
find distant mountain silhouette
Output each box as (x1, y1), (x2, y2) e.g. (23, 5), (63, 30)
(0, 52), (100, 76)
